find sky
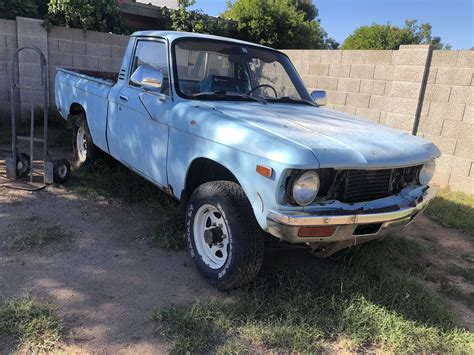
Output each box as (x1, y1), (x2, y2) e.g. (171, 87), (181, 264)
(189, 0), (474, 49)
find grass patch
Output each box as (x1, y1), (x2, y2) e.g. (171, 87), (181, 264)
(426, 189), (474, 237)
(152, 236), (474, 353)
(0, 297), (64, 352)
(151, 211), (186, 250)
(67, 158), (176, 207)
(12, 226), (67, 250)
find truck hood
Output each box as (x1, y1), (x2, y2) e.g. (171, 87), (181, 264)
(210, 102), (441, 168)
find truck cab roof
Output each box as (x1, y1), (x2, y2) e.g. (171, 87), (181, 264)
(131, 30), (273, 50)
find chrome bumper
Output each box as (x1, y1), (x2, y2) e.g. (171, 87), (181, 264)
(267, 187), (436, 244)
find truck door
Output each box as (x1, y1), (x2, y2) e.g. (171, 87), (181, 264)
(108, 39), (172, 188)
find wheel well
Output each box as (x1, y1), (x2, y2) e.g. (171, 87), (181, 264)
(67, 103), (86, 127)
(69, 103), (85, 115)
(185, 158), (239, 197)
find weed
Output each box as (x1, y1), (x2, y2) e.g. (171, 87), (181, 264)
(0, 297), (64, 352)
(151, 211), (186, 250)
(12, 226), (67, 250)
(427, 189), (474, 237)
(152, 236), (474, 353)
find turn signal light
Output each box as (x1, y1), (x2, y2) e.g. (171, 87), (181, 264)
(298, 226), (337, 238)
(256, 164), (273, 178)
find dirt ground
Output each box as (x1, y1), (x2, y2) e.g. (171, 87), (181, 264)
(1, 174), (473, 352)
(0, 185), (222, 353)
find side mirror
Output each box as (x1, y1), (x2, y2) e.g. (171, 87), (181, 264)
(130, 65), (164, 92)
(311, 90), (327, 106)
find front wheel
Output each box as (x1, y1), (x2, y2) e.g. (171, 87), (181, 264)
(186, 181), (264, 290)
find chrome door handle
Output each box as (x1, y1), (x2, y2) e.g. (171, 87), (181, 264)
(119, 95), (129, 102)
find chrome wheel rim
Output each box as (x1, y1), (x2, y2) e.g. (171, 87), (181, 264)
(193, 204), (230, 270)
(76, 126), (87, 162)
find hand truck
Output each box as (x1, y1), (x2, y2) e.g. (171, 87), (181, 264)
(5, 46), (70, 187)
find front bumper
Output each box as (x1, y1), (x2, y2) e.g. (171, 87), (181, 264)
(267, 186), (436, 244)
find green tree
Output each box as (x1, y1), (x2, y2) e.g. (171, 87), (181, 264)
(224, 0), (336, 49)
(289, 0), (318, 21)
(166, 0), (234, 37)
(0, 0), (48, 20)
(46, 0), (126, 33)
(342, 20), (449, 50)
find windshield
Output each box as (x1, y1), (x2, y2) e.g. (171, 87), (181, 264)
(173, 38), (312, 103)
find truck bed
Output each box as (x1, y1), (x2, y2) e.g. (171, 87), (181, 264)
(58, 68), (118, 85)
(55, 68), (117, 153)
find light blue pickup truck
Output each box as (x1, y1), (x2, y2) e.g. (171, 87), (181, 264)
(55, 31), (440, 289)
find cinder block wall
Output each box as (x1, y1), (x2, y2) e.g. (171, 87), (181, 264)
(283, 47), (473, 194)
(418, 51), (473, 193)
(0, 17), (129, 119)
(0, 17), (472, 193)
(0, 19), (17, 115)
(47, 25), (129, 102)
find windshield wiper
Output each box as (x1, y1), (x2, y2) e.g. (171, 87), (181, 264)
(193, 91), (267, 104)
(268, 96), (316, 106)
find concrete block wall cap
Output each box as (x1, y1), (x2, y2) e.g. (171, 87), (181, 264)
(431, 50), (459, 67)
(320, 50), (342, 63)
(398, 44), (432, 50)
(456, 51), (474, 68)
(341, 50), (367, 64)
(364, 50), (393, 65)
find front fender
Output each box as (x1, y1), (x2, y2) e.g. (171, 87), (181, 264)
(167, 128), (307, 230)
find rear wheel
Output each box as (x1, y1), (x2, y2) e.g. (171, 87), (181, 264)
(186, 181), (264, 290)
(73, 115), (99, 166)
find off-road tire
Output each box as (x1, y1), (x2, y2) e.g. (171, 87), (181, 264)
(186, 181), (265, 290)
(73, 115), (99, 167)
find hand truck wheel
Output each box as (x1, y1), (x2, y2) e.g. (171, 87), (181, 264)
(53, 159), (71, 184)
(16, 153), (30, 179)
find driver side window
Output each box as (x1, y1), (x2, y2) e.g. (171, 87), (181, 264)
(249, 59), (298, 99)
(130, 40), (170, 96)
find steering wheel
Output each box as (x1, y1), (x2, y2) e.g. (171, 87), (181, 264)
(247, 84), (278, 98)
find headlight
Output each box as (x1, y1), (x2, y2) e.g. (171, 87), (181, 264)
(418, 160), (436, 185)
(292, 171), (320, 206)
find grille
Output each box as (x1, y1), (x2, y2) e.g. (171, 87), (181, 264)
(342, 169), (392, 203)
